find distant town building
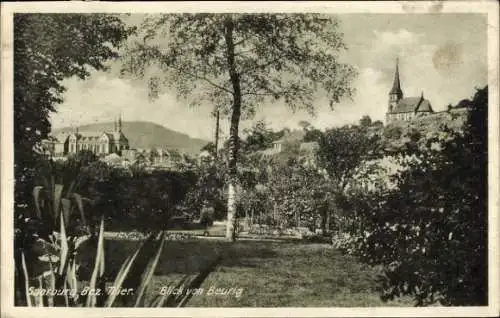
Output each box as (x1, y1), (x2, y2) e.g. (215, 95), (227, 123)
(198, 150), (214, 163)
(42, 116), (129, 157)
(259, 131), (319, 159)
(386, 59), (434, 123)
(299, 141), (319, 153)
(123, 147), (186, 170)
(121, 148), (137, 162)
(272, 139), (285, 153)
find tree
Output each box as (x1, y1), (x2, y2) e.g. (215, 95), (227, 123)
(316, 124), (383, 231)
(14, 14), (134, 211)
(241, 120), (281, 154)
(180, 159), (228, 222)
(122, 13), (356, 240)
(339, 87), (488, 305)
(372, 120), (384, 129)
(267, 163), (333, 231)
(200, 142), (217, 156)
(303, 128), (324, 143)
(298, 120), (312, 131)
(383, 125), (403, 140)
(318, 124), (383, 192)
(359, 115), (372, 127)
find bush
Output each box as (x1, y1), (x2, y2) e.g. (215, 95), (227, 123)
(383, 125), (403, 140)
(302, 232), (332, 244)
(75, 162), (199, 232)
(178, 160), (227, 222)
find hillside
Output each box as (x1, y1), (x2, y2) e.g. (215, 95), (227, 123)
(382, 109), (469, 150)
(52, 121), (210, 155)
(391, 109), (467, 132)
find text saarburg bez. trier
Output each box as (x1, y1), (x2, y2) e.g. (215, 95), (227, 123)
(28, 286), (135, 297)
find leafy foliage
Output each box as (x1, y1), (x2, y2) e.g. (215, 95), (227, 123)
(383, 125), (403, 140)
(359, 115), (372, 127)
(14, 13), (134, 212)
(302, 128), (323, 143)
(179, 160), (228, 222)
(29, 155), (201, 233)
(267, 163), (333, 231)
(241, 120), (285, 154)
(317, 124), (383, 192)
(74, 161), (199, 232)
(122, 13), (356, 239)
(336, 87), (488, 306)
(124, 13), (356, 115)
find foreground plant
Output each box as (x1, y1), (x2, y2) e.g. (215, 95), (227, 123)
(15, 176), (220, 307)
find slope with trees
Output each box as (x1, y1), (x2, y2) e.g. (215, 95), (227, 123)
(334, 87), (488, 306)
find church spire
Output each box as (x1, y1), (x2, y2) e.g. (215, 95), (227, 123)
(389, 58), (403, 98)
(118, 113), (122, 132)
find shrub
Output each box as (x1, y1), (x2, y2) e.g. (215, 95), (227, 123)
(179, 160), (227, 222)
(75, 163), (199, 232)
(383, 125), (403, 140)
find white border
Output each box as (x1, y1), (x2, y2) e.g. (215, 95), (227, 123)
(1, 1), (499, 317)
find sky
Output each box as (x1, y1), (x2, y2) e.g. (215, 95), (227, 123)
(50, 13), (488, 141)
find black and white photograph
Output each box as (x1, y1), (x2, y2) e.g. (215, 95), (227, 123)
(1, 1), (498, 317)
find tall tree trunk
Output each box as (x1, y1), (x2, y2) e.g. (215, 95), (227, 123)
(320, 206), (327, 233)
(325, 210), (331, 233)
(224, 16), (241, 241)
(214, 110), (220, 157)
(251, 207), (254, 225)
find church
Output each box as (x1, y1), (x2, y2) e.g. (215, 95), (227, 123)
(386, 59), (434, 123)
(42, 116), (129, 158)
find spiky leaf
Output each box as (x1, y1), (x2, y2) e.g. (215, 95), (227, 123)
(133, 231), (166, 307)
(86, 216), (105, 307)
(33, 186), (44, 219)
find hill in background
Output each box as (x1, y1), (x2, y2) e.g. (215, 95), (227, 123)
(52, 121), (210, 155)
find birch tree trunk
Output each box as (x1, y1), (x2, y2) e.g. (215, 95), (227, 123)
(224, 16), (241, 241)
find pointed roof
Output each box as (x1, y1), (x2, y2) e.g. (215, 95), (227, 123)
(118, 114), (123, 132)
(389, 59), (403, 96)
(389, 95), (433, 114)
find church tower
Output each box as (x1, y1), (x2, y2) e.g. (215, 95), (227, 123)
(388, 58), (403, 113)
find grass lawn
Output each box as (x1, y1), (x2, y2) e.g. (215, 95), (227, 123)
(95, 238), (414, 307)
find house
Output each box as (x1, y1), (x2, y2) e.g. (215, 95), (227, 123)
(198, 150), (214, 163)
(386, 59), (434, 123)
(259, 130), (313, 157)
(299, 141), (319, 153)
(42, 116), (129, 157)
(272, 139), (285, 153)
(41, 133), (70, 157)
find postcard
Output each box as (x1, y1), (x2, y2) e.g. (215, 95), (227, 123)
(1, 1), (498, 317)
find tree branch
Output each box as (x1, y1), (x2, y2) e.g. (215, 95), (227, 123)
(241, 91), (276, 97)
(238, 56), (283, 76)
(169, 65), (234, 96)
